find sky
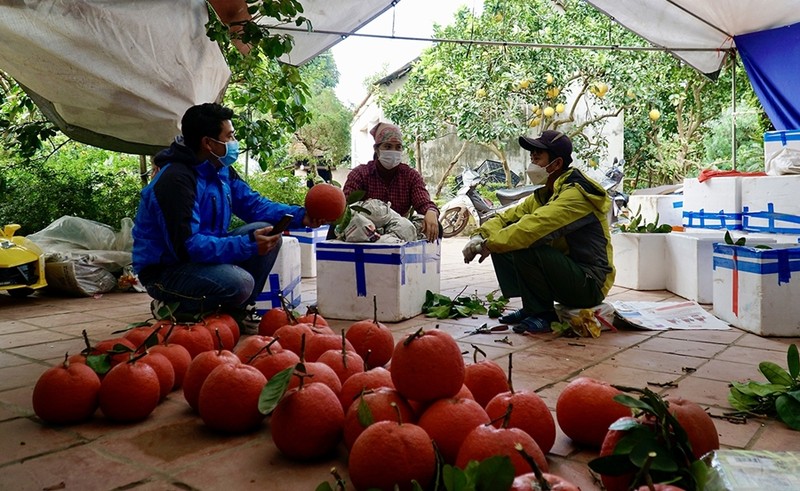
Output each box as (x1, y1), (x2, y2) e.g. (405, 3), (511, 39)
(330, 0), (484, 107)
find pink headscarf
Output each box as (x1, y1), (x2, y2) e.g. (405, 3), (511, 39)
(370, 122), (403, 146)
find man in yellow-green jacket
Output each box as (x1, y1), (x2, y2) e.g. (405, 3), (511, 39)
(462, 130), (615, 333)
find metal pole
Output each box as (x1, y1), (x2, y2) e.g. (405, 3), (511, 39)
(731, 52), (737, 170)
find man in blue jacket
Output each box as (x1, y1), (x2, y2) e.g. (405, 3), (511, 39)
(133, 103), (325, 321)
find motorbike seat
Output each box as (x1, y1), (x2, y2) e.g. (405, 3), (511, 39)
(496, 184), (540, 205)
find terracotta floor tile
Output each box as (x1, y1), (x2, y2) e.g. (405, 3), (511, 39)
(0, 319), (36, 335)
(0, 362), (47, 392)
(0, 350), (31, 368)
(8, 338), (86, 363)
(606, 346), (706, 374)
(637, 336), (727, 359)
(585, 329), (654, 349)
(0, 417), (86, 465)
(0, 328), (75, 350)
(734, 333), (799, 352)
(0, 386), (37, 417)
(662, 376), (735, 409)
(0, 444), (154, 491)
(691, 358), (763, 383)
(715, 345), (788, 366)
(659, 328), (744, 345)
(747, 420), (800, 451)
(576, 363), (680, 388)
(19, 310), (110, 328)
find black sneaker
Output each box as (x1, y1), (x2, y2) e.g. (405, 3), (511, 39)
(498, 309), (531, 324)
(239, 306), (262, 335)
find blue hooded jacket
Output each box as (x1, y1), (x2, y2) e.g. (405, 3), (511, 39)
(132, 140), (305, 282)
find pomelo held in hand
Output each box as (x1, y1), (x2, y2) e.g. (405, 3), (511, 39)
(304, 183), (346, 222)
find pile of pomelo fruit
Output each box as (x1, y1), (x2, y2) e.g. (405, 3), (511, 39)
(32, 306), (720, 491)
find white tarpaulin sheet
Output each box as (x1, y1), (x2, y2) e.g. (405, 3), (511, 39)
(0, 0), (230, 155)
(0, 0), (394, 154)
(583, 0), (800, 77)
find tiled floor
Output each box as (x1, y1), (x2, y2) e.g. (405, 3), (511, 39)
(1, 237), (798, 490)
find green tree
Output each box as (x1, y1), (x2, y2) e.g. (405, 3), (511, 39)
(376, 0), (764, 192)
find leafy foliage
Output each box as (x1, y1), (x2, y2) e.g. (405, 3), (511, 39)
(722, 230), (772, 249)
(422, 289), (509, 319)
(0, 143), (141, 234)
(728, 344), (800, 430)
(589, 386), (710, 490)
(618, 205), (673, 233)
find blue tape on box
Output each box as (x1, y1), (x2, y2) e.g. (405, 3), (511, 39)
(683, 209), (742, 229)
(256, 272), (301, 311)
(712, 243), (800, 285)
(743, 203), (800, 234)
(316, 240), (441, 297)
(286, 226), (329, 245)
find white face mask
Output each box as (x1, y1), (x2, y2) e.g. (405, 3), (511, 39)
(378, 150), (403, 170)
(527, 160), (555, 185)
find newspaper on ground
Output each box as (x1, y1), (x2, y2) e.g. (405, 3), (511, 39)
(611, 300), (731, 330)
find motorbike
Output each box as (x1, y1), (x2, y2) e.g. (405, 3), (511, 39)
(439, 159), (628, 238)
(439, 168), (540, 238)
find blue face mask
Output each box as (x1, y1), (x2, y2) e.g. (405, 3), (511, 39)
(210, 139), (239, 167)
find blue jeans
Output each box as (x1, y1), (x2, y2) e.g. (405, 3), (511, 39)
(144, 222), (281, 314)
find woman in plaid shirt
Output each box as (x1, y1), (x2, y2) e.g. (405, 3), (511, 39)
(343, 122), (440, 242)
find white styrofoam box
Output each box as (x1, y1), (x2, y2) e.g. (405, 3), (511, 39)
(712, 243), (800, 337)
(284, 225), (329, 278)
(665, 232), (776, 304)
(611, 233), (667, 290)
(627, 194), (684, 226)
(681, 177), (742, 230)
(764, 129), (800, 165)
(741, 175), (800, 234)
(744, 232), (800, 244)
(255, 236), (301, 314)
(316, 239), (441, 321)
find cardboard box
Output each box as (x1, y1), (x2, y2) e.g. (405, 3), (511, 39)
(682, 177), (742, 230)
(611, 233), (667, 290)
(316, 239), (441, 321)
(741, 175), (800, 234)
(285, 225), (329, 278)
(665, 232), (776, 304)
(712, 243), (800, 336)
(254, 236), (301, 314)
(627, 194), (684, 226)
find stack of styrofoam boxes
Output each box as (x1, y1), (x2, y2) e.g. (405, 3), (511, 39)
(712, 243), (800, 336)
(741, 175), (800, 244)
(665, 232), (776, 304)
(682, 177), (742, 231)
(627, 194), (684, 228)
(254, 236), (302, 315)
(284, 225), (329, 278)
(611, 233), (667, 290)
(315, 239), (441, 321)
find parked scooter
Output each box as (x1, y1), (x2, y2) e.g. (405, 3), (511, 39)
(439, 168), (539, 238)
(439, 159), (627, 238)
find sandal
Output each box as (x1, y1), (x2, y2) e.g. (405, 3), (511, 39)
(512, 312), (559, 334)
(499, 308), (531, 324)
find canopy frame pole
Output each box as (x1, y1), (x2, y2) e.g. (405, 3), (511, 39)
(731, 51), (737, 170)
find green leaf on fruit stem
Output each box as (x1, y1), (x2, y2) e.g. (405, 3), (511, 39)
(357, 395), (374, 428)
(614, 427), (658, 455)
(86, 354), (110, 375)
(609, 418), (641, 431)
(258, 366), (293, 415)
(630, 441), (678, 472)
(787, 344), (799, 380)
(474, 455), (515, 491)
(588, 454), (637, 476)
(614, 393), (656, 413)
(759, 361), (794, 386)
(776, 392), (800, 430)
(314, 483), (333, 491)
(441, 464), (469, 491)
